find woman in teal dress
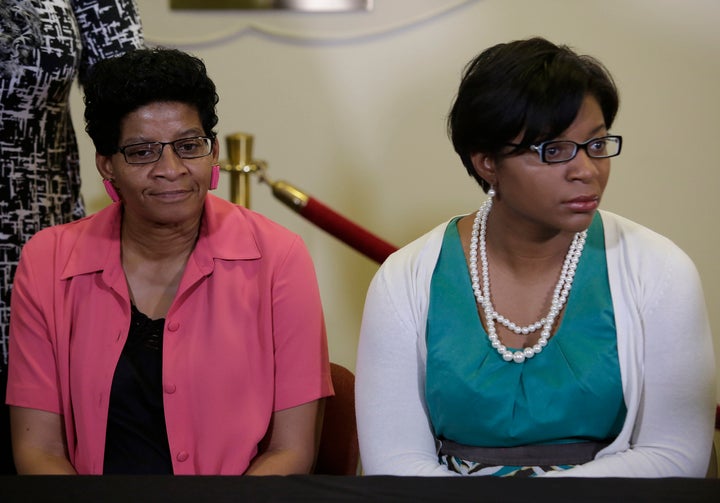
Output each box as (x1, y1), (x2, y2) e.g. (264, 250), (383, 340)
(355, 37), (715, 477)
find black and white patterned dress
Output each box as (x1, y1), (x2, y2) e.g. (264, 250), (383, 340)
(0, 0), (143, 472)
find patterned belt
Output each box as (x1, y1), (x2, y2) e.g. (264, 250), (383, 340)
(438, 439), (611, 466)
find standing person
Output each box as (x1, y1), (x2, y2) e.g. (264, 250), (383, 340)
(6, 47), (333, 475)
(355, 37), (715, 478)
(0, 0), (144, 473)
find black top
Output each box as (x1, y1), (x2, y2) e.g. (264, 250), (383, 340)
(103, 305), (172, 474)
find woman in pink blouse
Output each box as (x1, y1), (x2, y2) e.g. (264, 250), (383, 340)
(6, 47), (333, 475)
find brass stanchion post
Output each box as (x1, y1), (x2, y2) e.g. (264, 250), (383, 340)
(224, 132), (255, 207)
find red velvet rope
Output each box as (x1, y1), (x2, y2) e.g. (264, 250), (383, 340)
(299, 197), (397, 264)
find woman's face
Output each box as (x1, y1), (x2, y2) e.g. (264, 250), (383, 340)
(475, 95), (611, 237)
(97, 101), (218, 227)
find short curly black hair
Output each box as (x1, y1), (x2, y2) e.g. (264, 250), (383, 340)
(84, 47), (219, 156)
(448, 37), (619, 192)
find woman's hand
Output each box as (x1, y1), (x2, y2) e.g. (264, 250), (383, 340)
(244, 400), (324, 476)
(10, 406), (77, 474)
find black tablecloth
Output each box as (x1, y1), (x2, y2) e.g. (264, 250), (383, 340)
(1, 475), (718, 502)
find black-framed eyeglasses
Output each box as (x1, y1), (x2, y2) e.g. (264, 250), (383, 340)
(117, 136), (214, 165)
(507, 135), (623, 164)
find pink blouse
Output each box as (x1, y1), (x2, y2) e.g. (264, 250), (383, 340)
(7, 194), (333, 474)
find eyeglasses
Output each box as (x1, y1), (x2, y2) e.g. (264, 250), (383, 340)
(117, 136), (213, 164)
(507, 135), (622, 164)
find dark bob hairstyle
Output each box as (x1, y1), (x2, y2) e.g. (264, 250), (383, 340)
(84, 47), (219, 156)
(447, 37), (619, 191)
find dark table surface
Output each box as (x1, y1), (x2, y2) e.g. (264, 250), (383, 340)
(1, 475), (718, 503)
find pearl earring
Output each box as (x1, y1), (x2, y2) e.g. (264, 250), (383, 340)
(488, 186), (496, 198)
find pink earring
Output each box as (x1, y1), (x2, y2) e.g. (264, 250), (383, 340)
(103, 179), (120, 202)
(209, 164), (220, 190)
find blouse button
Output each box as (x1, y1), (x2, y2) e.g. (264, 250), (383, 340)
(167, 321), (180, 332)
(176, 451), (189, 462)
(164, 384), (177, 394)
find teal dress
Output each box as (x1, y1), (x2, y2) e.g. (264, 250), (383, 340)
(425, 213), (626, 476)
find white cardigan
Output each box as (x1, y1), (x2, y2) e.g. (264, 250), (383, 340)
(355, 210), (716, 477)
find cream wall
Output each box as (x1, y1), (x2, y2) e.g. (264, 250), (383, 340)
(70, 0), (720, 399)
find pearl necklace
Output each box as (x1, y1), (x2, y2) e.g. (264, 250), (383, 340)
(469, 198), (586, 363)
